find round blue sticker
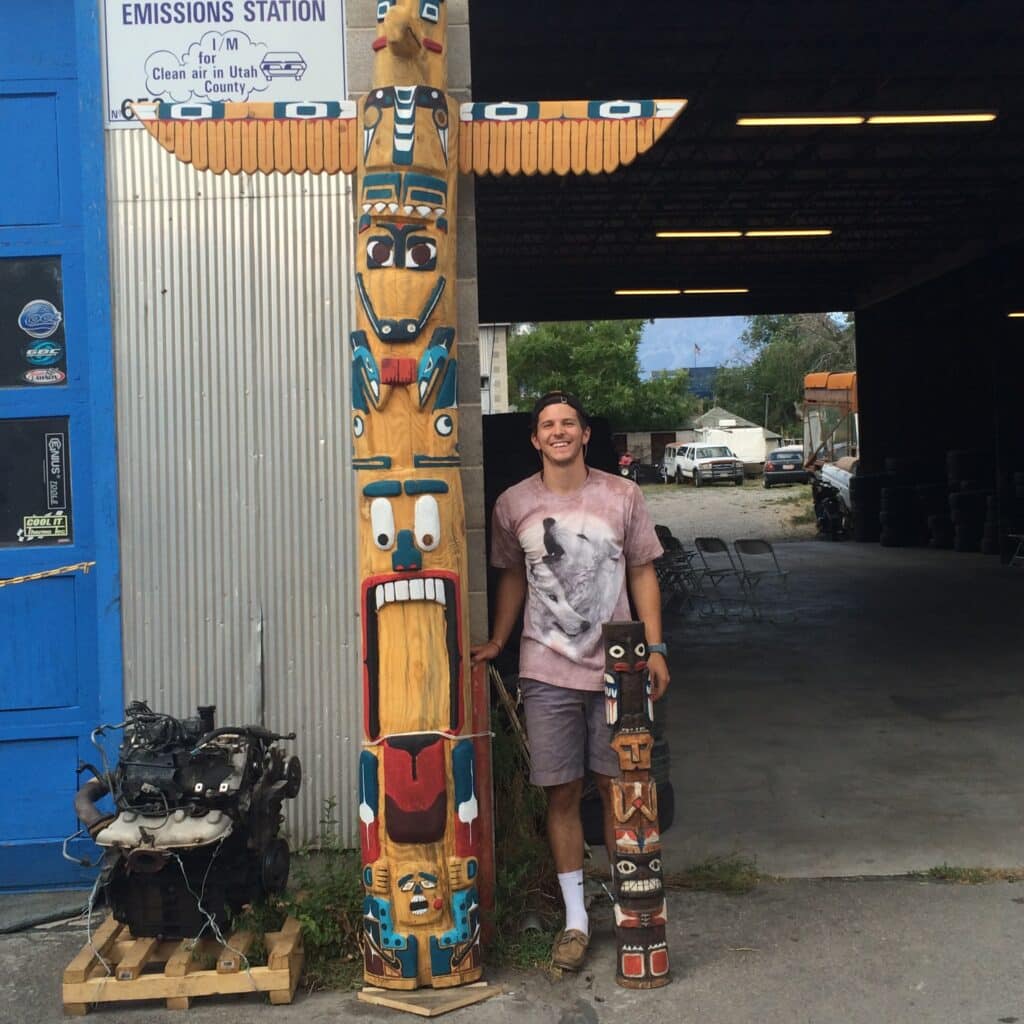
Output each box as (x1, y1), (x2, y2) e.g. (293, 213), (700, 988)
(24, 340), (63, 366)
(18, 299), (63, 339)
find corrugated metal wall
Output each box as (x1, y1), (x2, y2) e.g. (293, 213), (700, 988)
(106, 129), (360, 845)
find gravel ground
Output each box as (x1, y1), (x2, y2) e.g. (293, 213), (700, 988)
(639, 478), (818, 544)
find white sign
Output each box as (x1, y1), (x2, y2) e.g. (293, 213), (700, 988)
(101, 0), (347, 128)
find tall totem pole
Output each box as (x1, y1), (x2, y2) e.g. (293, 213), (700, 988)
(603, 621), (670, 988)
(136, 0), (684, 991)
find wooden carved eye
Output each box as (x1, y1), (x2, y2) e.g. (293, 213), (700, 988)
(367, 237), (394, 268)
(634, 642), (646, 657)
(415, 495), (440, 551)
(616, 859), (637, 876)
(370, 498), (395, 550)
(420, 0), (440, 22)
(435, 415), (453, 436)
(376, 1), (394, 21)
(608, 644), (626, 659)
(406, 238), (437, 270)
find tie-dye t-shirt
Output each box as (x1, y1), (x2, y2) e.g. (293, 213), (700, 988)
(490, 468), (663, 692)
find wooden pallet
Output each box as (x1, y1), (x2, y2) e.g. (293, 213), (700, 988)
(62, 915), (303, 1015)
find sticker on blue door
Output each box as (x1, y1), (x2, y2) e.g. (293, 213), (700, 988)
(0, 417), (74, 546)
(0, 255), (67, 387)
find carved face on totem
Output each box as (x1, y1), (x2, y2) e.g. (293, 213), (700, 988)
(614, 849), (664, 901)
(360, 474), (464, 739)
(353, 20), (457, 466)
(392, 865), (447, 926)
(603, 621), (653, 731)
(610, 731), (653, 772)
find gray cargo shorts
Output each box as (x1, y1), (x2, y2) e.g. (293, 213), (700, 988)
(518, 677), (619, 787)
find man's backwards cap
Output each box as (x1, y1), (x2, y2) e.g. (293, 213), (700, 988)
(531, 391), (590, 432)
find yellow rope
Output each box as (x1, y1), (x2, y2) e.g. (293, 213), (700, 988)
(0, 561), (97, 589)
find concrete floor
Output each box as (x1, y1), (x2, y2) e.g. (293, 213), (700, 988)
(4, 538), (1024, 1021)
(661, 539), (1024, 877)
(6, 880), (1024, 1024)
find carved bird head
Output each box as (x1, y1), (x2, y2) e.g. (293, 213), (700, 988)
(373, 0), (448, 90)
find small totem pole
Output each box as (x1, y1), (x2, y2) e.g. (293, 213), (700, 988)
(134, 0), (685, 991)
(603, 621), (670, 988)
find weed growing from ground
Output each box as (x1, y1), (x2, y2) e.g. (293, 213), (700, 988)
(665, 854), (763, 894)
(230, 798), (365, 992)
(283, 798), (366, 990)
(915, 864), (1024, 884)
(767, 488), (817, 525)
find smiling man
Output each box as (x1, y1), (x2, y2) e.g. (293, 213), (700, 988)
(471, 391), (670, 972)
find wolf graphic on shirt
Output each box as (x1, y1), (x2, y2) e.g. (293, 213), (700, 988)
(522, 513), (622, 656)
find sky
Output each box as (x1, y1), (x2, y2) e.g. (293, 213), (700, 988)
(639, 317), (749, 376)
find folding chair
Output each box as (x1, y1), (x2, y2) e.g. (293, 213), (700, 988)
(732, 538), (792, 621)
(692, 536), (751, 618)
(654, 525), (701, 614)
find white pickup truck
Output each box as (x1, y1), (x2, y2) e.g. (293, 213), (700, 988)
(659, 443), (745, 486)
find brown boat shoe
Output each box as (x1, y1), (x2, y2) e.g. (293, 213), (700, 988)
(551, 927), (590, 971)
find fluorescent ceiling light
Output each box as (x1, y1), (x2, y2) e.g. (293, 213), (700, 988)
(738, 112), (997, 127)
(1009, 312), (1024, 319)
(867, 112), (997, 124)
(683, 288), (750, 295)
(658, 229), (832, 238)
(737, 115), (865, 126)
(656, 230), (743, 238)
(615, 288), (681, 296)
(745, 229), (833, 237)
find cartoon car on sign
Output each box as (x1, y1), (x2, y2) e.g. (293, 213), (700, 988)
(260, 52), (307, 81)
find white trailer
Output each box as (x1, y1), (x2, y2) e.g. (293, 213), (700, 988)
(694, 426), (768, 475)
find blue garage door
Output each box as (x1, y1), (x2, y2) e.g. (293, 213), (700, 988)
(0, 2), (122, 889)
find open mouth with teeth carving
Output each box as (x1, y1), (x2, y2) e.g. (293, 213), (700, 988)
(362, 569), (462, 740)
(619, 876), (664, 896)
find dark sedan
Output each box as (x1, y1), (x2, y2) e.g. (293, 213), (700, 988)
(763, 447), (811, 488)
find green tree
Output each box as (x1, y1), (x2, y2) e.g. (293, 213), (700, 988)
(714, 313), (854, 437)
(506, 320), (697, 430)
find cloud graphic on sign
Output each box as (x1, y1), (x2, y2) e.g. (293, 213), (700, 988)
(145, 31), (270, 104)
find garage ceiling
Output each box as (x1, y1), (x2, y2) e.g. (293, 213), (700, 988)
(469, 1), (1024, 321)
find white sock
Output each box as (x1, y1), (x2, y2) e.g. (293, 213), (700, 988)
(557, 869), (588, 934)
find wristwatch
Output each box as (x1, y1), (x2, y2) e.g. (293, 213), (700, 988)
(647, 642), (668, 657)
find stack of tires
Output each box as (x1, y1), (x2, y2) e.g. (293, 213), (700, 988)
(918, 483), (953, 549)
(946, 449), (996, 554)
(874, 456), (947, 547)
(950, 490), (989, 552)
(879, 485), (923, 546)
(981, 495), (1000, 555)
(848, 473), (885, 542)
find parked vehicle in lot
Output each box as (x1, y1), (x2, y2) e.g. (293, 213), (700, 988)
(660, 443), (745, 486)
(762, 446), (811, 488)
(619, 452), (662, 483)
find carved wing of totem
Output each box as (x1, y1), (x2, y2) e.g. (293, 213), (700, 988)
(134, 101), (360, 175)
(133, 96), (686, 178)
(458, 99), (687, 176)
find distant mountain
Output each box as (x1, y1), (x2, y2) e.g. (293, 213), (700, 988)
(639, 317), (749, 375)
